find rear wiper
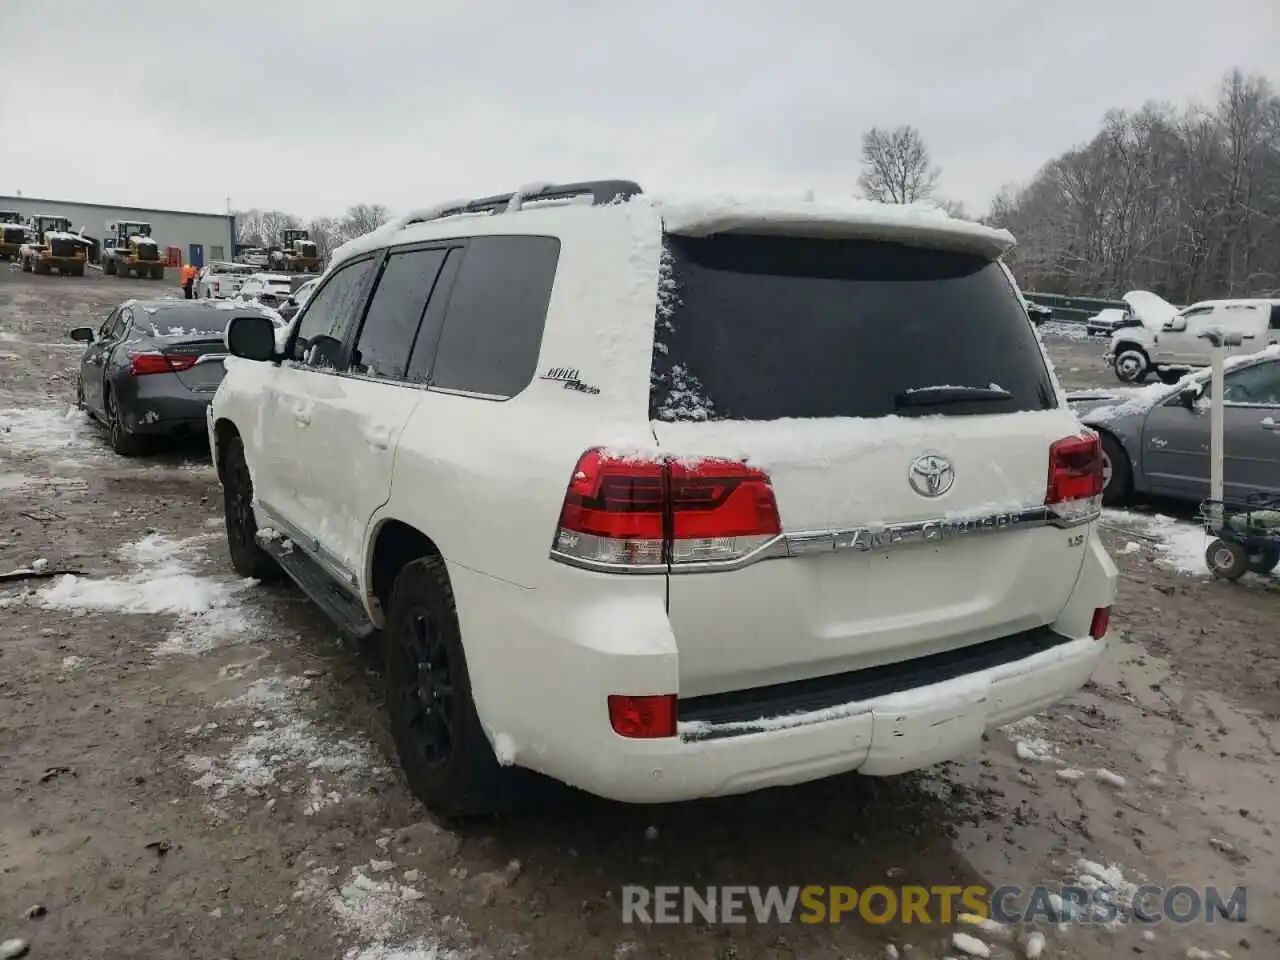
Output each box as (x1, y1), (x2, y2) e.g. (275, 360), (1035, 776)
(894, 385), (1013, 410)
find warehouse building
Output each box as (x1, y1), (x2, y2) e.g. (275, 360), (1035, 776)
(0, 195), (235, 269)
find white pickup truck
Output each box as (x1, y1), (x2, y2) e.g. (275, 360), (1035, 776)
(194, 261), (256, 299)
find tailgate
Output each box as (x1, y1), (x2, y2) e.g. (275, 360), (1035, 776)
(649, 231), (1096, 697)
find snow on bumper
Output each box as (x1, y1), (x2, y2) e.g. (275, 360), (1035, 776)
(595, 634), (1103, 801)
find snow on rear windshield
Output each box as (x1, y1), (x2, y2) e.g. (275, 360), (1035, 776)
(649, 234), (1056, 422)
(145, 310), (236, 337)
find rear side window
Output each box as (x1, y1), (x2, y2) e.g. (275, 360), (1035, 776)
(425, 236), (560, 398)
(650, 234), (1057, 421)
(350, 248), (448, 380)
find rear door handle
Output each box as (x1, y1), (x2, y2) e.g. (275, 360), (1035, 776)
(291, 401), (311, 426)
(364, 425), (391, 449)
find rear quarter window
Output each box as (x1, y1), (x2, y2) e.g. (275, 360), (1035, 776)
(650, 233), (1057, 422)
(422, 235), (560, 399)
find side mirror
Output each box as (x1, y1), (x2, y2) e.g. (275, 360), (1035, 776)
(1164, 317), (1188, 332)
(69, 327), (94, 343)
(226, 314), (278, 362)
(1178, 386), (1199, 411)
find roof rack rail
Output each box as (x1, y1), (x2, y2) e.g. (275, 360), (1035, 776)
(404, 179), (642, 226)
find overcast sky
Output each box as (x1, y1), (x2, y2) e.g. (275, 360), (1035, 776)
(1, 0), (1274, 220)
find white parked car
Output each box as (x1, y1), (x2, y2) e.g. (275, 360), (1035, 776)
(1149, 299), (1280, 373)
(194, 261), (256, 299)
(208, 180), (1116, 818)
(233, 272), (295, 309)
(277, 276), (320, 323)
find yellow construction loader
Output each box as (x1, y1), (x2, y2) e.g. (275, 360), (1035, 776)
(101, 220), (165, 279)
(0, 211), (26, 261)
(19, 215), (89, 276)
(268, 228), (321, 273)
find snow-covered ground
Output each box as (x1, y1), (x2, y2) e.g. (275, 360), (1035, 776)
(1101, 509), (1213, 576)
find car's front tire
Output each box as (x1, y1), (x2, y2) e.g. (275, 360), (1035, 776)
(221, 436), (283, 581)
(384, 556), (515, 819)
(1112, 345), (1149, 383)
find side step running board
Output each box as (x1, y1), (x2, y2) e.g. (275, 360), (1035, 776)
(258, 538), (377, 642)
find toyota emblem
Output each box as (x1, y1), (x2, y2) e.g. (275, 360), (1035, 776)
(908, 453), (955, 498)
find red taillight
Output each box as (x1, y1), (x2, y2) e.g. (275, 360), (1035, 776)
(551, 448), (781, 570)
(1090, 606), (1111, 640)
(1046, 433), (1103, 522)
(608, 694), (677, 739)
(129, 352), (197, 376)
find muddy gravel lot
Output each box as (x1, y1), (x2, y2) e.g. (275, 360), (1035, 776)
(2, 272), (1278, 960)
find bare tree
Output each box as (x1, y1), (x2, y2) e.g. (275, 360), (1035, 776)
(858, 125), (940, 203)
(307, 216), (343, 259)
(232, 208), (299, 247)
(340, 204), (391, 241)
(987, 69), (1280, 302)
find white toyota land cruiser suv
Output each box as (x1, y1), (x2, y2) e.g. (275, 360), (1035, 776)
(209, 180), (1116, 818)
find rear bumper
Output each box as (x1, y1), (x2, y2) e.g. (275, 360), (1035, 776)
(117, 378), (218, 435)
(446, 535), (1116, 803)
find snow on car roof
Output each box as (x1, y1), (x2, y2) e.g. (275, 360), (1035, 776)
(327, 189), (1015, 272)
(249, 273), (293, 283)
(645, 192), (1013, 258)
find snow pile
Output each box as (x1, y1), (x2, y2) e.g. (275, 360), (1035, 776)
(185, 674), (390, 817)
(1102, 510), (1210, 576)
(0, 405), (97, 456)
(1037, 321), (1090, 341)
(999, 715), (1060, 763)
(292, 861), (462, 960)
(1061, 857), (1142, 926)
(35, 533), (258, 654)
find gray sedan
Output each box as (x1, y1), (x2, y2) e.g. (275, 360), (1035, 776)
(70, 299), (278, 456)
(1068, 351), (1280, 506)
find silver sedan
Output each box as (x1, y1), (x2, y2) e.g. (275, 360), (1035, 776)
(1067, 350), (1280, 506)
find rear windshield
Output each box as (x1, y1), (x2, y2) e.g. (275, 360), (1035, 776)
(650, 233), (1056, 422)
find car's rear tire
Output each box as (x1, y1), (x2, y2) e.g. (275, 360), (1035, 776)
(221, 436), (284, 581)
(105, 390), (143, 457)
(1247, 545), (1280, 575)
(1099, 432), (1132, 507)
(384, 556), (516, 819)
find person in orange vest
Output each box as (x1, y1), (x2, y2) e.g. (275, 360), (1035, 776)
(181, 263), (198, 299)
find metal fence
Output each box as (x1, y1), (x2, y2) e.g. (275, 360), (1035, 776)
(1023, 292), (1128, 326)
